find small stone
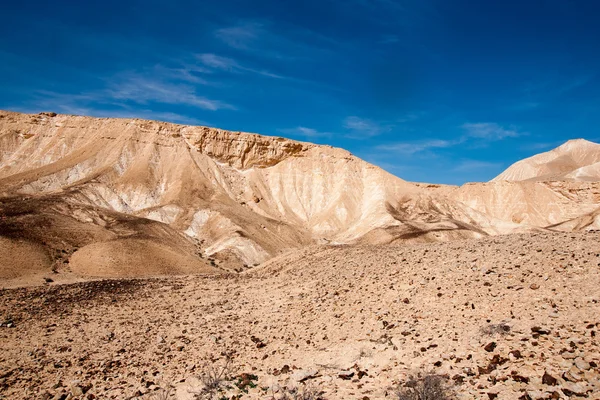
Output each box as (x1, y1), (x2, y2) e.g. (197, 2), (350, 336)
(484, 342), (497, 352)
(542, 372), (558, 386)
(291, 369), (318, 382)
(530, 283), (540, 290)
(531, 326), (550, 335)
(574, 358), (590, 371)
(70, 381), (83, 396)
(527, 391), (546, 400)
(563, 366), (583, 382)
(338, 370), (355, 380)
(511, 371), (529, 383)
(508, 350), (522, 359)
(561, 382), (587, 397)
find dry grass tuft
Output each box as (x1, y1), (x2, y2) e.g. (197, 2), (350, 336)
(193, 357), (234, 400)
(395, 373), (454, 400)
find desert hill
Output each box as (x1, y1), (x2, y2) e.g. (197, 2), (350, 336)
(493, 139), (600, 182)
(1, 110), (600, 285)
(0, 110), (500, 284)
(422, 139), (600, 232)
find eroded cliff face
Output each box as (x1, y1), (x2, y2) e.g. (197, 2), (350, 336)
(1, 110), (598, 282)
(181, 126), (313, 169)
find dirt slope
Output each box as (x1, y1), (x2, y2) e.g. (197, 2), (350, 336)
(1, 231), (598, 399)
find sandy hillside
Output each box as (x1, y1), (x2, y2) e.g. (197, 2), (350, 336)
(0, 110), (504, 284)
(493, 139), (600, 182)
(420, 140), (600, 234)
(2, 111), (600, 284)
(1, 231), (599, 399)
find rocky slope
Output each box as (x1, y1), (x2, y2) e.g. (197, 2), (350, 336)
(1, 231), (598, 399)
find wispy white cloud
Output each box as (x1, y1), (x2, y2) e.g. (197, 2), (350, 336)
(23, 60), (236, 119)
(106, 73), (235, 110)
(452, 160), (502, 172)
(461, 122), (522, 140)
(197, 53), (285, 79)
(152, 64), (211, 85)
(214, 20), (343, 63)
(344, 116), (391, 138)
(375, 121), (523, 155)
(215, 23), (262, 50)
(197, 53), (240, 71)
(15, 99), (208, 125)
(278, 126), (332, 138)
(376, 139), (456, 154)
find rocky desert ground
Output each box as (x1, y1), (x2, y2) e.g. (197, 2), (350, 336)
(2, 232), (600, 399)
(1, 111), (600, 399)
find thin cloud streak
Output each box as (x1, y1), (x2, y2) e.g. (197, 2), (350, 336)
(344, 116), (391, 138)
(215, 23), (262, 50)
(197, 53), (286, 79)
(376, 122), (525, 155)
(461, 122), (522, 140)
(278, 126), (333, 138)
(106, 73), (235, 111)
(452, 160), (502, 172)
(376, 139), (456, 154)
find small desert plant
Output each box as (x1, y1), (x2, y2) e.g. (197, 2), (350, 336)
(273, 384), (323, 400)
(152, 383), (174, 400)
(193, 357), (234, 400)
(481, 322), (511, 336)
(394, 373), (453, 400)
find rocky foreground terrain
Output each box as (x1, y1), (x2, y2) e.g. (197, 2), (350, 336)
(1, 231), (599, 399)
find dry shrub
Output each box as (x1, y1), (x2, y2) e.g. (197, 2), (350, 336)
(193, 357), (234, 400)
(269, 384), (323, 400)
(395, 373), (453, 400)
(481, 322), (511, 336)
(152, 381), (174, 400)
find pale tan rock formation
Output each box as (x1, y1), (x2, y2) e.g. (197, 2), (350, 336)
(1, 110), (599, 283)
(0, 110), (493, 282)
(493, 139), (600, 182)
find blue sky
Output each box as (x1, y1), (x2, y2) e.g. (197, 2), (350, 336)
(1, 0), (599, 184)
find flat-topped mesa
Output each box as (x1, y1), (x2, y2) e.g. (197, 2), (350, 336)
(181, 126), (315, 169)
